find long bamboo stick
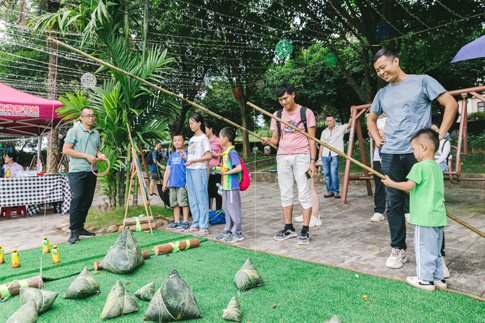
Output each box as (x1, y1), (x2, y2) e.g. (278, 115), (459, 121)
(246, 101), (485, 239)
(46, 37), (277, 150)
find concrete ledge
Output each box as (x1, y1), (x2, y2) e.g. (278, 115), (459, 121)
(244, 157), (276, 171)
(250, 171), (485, 190)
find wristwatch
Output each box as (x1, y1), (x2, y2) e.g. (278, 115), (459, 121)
(310, 158), (317, 162)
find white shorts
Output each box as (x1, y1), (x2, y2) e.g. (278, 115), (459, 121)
(276, 154), (312, 209)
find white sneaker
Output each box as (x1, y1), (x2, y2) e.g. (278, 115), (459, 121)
(294, 215), (304, 223)
(405, 213), (410, 224)
(386, 248), (407, 269)
(370, 213), (385, 222)
(309, 216), (322, 228)
(433, 279), (447, 290)
(442, 257), (450, 278)
(406, 276), (435, 291)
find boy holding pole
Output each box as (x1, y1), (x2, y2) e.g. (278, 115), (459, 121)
(261, 83), (317, 245)
(382, 129), (447, 291)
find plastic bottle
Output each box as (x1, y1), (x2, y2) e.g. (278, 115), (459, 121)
(6, 168), (10, 178)
(52, 245), (60, 264)
(42, 237), (50, 254)
(11, 249), (20, 268)
(0, 246), (4, 264)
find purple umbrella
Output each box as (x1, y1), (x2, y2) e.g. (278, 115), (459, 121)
(451, 34), (485, 63)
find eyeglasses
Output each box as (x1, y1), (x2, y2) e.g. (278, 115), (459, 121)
(81, 114), (95, 119)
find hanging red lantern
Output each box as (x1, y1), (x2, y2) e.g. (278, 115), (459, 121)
(233, 88), (242, 98)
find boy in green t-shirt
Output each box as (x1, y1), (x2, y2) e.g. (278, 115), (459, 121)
(382, 128), (447, 291)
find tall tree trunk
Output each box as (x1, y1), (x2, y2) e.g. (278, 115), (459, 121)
(124, 0), (130, 43)
(125, 149), (131, 205)
(46, 0), (61, 174)
(142, 0), (148, 63)
(235, 99), (250, 159)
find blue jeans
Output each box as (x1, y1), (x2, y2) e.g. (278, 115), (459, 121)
(322, 156), (339, 194)
(415, 225), (444, 281)
(381, 153), (418, 250)
(187, 168), (209, 230)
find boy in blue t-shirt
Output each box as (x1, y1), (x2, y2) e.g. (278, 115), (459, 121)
(382, 129), (448, 292)
(215, 127), (244, 243)
(163, 134), (190, 231)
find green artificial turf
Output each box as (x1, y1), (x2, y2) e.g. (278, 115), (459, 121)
(0, 231), (204, 284)
(1, 234), (485, 322)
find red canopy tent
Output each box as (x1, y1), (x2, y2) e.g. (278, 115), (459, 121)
(0, 82), (68, 137)
(0, 82), (70, 171)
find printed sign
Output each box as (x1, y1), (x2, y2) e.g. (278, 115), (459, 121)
(0, 103), (40, 117)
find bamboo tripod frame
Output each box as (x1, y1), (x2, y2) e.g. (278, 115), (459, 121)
(46, 38), (277, 150)
(246, 101), (485, 240)
(123, 124), (154, 234)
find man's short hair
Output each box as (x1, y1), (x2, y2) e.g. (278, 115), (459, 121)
(220, 127), (235, 143)
(172, 134), (184, 141)
(276, 83), (294, 97)
(154, 141), (161, 146)
(326, 115), (335, 119)
(410, 128), (439, 153)
(373, 47), (400, 64)
(79, 107), (92, 116)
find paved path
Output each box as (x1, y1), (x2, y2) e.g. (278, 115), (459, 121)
(1, 183), (484, 298)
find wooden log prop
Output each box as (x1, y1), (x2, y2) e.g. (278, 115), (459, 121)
(154, 239), (200, 256)
(123, 216), (154, 226)
(118, 222), (157, 233)
(0, 276), (44, 299)
(94, 250), (151, 271)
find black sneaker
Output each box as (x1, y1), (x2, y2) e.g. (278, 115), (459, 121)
(274, 228), (297, 241)
(298, 230), (310, 244)
(79, 228), (96, 237)
(68, 230), (80, 244)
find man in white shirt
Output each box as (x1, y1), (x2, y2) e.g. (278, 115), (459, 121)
(319, 114), (352, 198)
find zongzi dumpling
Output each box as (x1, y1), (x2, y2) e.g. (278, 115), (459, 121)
(222, 296), (241, 322)
(100, 280), (138, 319)
(20, 287), (58, 314)
(144, 269), (202, 322)
(135, 282), (155, 301)
(6, 299), (38, 323)
(98, 229), (144, 274)
(64, 266), (100, 299)
(234, 257), (264, 291)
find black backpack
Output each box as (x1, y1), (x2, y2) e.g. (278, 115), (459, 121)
(276, 106), (308, 140)
(145, 150), (154, 166)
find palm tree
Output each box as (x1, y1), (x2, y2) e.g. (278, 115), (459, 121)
(30, 0), (180, 206)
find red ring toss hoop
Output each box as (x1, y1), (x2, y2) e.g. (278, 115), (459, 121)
(91, 157), (110, 176)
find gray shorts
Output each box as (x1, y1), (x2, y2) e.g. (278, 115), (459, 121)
(150, 170), (159, 182)
(170, 187), (189, 207)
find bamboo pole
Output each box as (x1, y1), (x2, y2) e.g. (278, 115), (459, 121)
(246, 101), (485, 239)
(46, 37), (277, 150)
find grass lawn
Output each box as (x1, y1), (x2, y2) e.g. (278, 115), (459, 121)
(84, 205), (174, 231)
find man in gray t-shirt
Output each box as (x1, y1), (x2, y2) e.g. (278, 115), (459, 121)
(367, 48), (458, 270)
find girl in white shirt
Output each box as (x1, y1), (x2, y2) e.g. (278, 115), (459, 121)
(182, 112), (212, 237)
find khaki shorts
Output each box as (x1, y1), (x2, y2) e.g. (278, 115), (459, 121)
(170, 186), (189, 207)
